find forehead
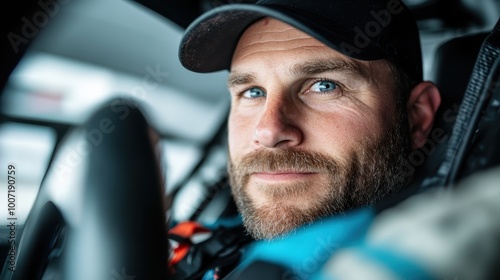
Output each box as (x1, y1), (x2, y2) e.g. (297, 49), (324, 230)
(231, 17), (325, 64)
(236, 17), (313, 47)
(229, 17), (393, 87)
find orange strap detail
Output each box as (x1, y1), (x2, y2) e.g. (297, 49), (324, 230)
(168, 221), (211, 266)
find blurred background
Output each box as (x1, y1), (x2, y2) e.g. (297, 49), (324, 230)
(0, 0), (499, 267)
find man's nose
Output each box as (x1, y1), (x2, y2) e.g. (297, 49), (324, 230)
(252, 99), (303, 148)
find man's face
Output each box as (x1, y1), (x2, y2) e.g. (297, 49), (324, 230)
(227, 18), (411, 240)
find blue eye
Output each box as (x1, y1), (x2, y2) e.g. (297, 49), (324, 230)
(310, 81), (337, 93)
(242, 87), (266, 98)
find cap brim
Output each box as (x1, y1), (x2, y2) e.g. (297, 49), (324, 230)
(179, 4), (388, 73)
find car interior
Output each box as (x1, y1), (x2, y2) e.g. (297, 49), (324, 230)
(1, 0), (500, 279)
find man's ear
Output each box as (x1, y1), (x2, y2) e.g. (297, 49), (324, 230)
(407, 81), (441, 149)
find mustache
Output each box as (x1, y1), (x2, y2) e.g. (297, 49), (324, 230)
(233, 149), (340, 174)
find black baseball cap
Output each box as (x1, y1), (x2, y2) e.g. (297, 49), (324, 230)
(179, 0), (422, 82)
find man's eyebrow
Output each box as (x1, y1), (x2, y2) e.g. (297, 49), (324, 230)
(291, 59), (369, 78)
(227, 72), (256, 88)
(227, 59), (368, 88)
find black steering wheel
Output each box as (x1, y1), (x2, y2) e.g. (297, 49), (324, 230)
(1, 99), (171, 280)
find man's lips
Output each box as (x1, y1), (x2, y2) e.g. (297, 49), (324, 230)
(251, 171), (317, 181)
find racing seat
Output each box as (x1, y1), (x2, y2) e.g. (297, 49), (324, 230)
(424, 21), (500, 188)
(412, 32), (487, 189)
